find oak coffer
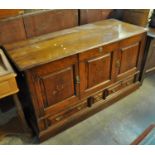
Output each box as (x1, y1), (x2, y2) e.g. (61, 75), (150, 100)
(4, 19), (146, 141)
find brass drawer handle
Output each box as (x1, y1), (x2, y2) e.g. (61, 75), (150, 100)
(77, 106), (82, 110)
(55, 115), (63, 121)
(99, 47), (103, 53)
(75, 75), (80, 84)
(112, 89), (116, 93)
(116, 60), (121, 68)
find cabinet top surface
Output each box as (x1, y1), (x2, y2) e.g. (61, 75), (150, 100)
(5, 19), (146, 71)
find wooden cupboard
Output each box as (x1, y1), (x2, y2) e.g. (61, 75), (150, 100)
(145, 28), (155, 75)
(0, 10), (78, 45)
(4, 19), (146, 141)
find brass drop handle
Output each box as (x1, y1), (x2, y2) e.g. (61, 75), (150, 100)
(116, 60), (121, 68)
(112, 89), (116, 93)
(126, 82), (130, 86)
(55, 115), (63, 121)
(99, 47), (103, 53)
(77, 106), (82, 110)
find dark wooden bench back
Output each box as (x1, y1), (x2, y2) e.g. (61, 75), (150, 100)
(79, 9), (113, 25)
(0, 9), (78, 45)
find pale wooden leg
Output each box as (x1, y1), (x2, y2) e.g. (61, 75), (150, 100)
(12, 94), (31, 135)
(0, 94), (32, 141)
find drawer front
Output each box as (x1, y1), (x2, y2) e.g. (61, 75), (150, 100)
(0, 77), (18, 98)
(94, 91), (104, 103)
(46, 101), (88, 128)
(107, 82), (122, 96)
(106, 75), (135, 98)
(121, 76), (135, 87)
(0, 81), (11, 94)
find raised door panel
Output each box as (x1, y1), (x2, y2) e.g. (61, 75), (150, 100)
(0, 17), (26, 45)
(24, 9), (78, 38)
(79, 44), (117, 98)
(40, 67), (75, 107)
(87, 53), (111, 88)
(120, 43), (139, 74)
(116, 34), (145, 80)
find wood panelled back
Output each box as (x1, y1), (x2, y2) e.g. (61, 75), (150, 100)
(23, 10), (78, 38)
(122, 9), (150, 27)
(79, 9), (113, 25)
(0, 17), (26, 45)
(0, 9), (24, 19)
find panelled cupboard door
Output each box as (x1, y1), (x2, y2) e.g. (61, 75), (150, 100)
(115, 34), (146, 81)
(79, 43), (118, 98)
(26, 55), (80, 118)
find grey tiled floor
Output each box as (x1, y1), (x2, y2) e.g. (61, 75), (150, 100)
(1, 74), (155, 145)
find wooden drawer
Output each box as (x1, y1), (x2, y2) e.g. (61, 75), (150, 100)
(106, 75), (135, 98)
(46, 101), (88, 126)
(0, 75), (18, 99)
(0, 49), (19, 98)
(107, 82), (122, 96)
(83, 75), (136, 107)
(94, 91), (104, 103)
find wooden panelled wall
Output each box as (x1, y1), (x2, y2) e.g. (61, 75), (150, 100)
(0, 9), (150, 45)
(0, 10), (78, 45)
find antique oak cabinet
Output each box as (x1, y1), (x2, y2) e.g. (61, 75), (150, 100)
(4, 19), (146, 141)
